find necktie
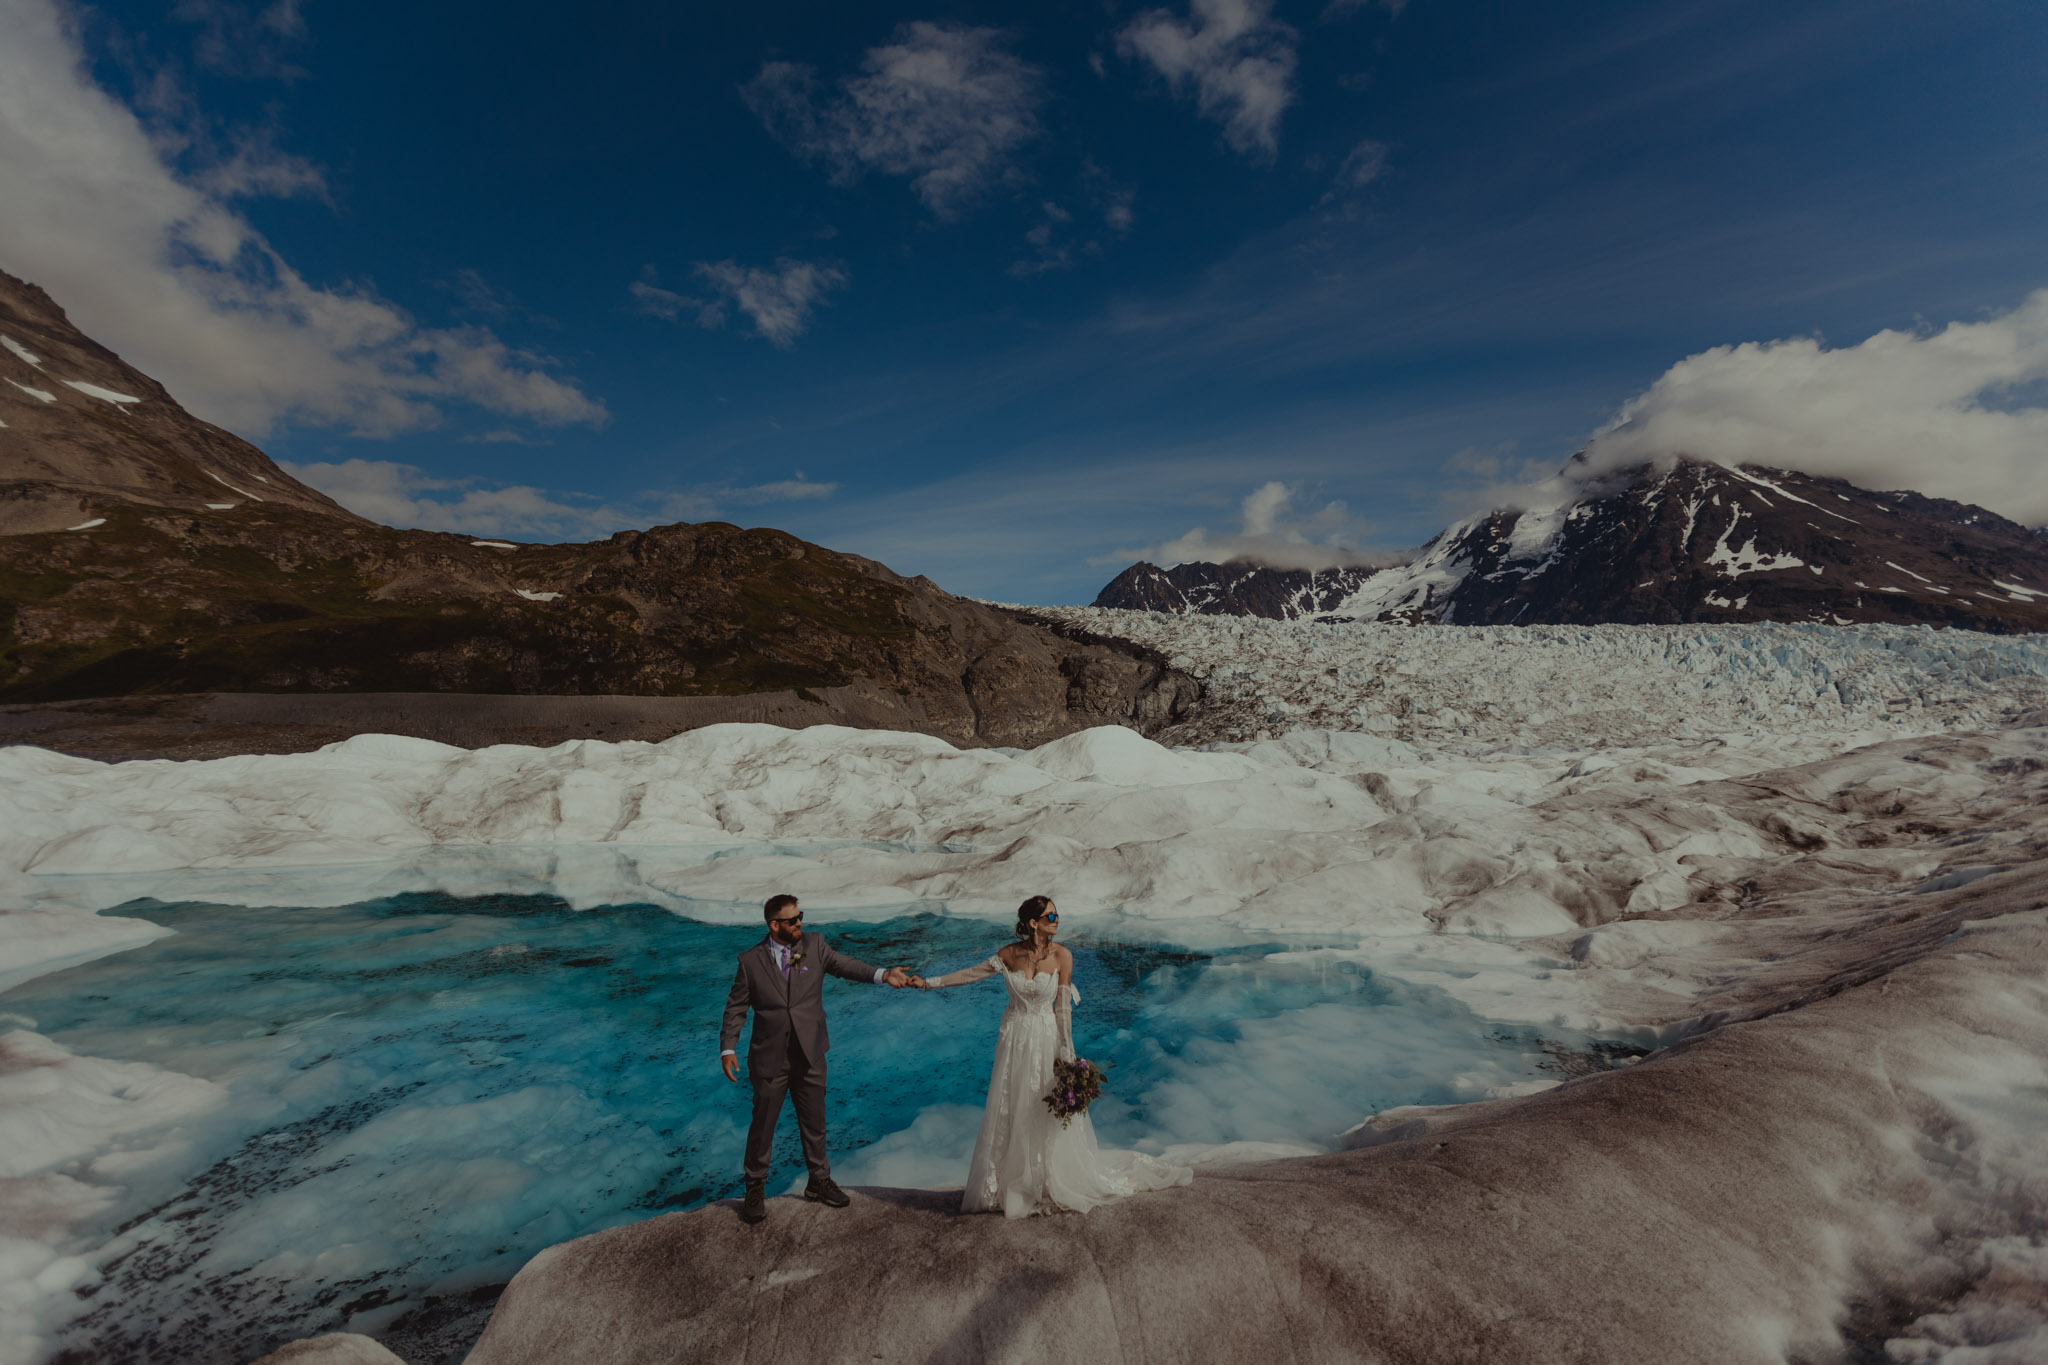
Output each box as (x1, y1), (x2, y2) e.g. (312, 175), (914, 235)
(779, 945), (791, 979)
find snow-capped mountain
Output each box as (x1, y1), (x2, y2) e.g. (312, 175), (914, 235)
(1096, 459), (2048, 632)
(1091, 561), (1381, 618)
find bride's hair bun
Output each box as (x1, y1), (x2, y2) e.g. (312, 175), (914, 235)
(1014, 895), (1054, 939)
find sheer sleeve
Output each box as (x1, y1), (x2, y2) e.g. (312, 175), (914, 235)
(932, 956), (1003, 989)
(1056, 982), (1078, 1061)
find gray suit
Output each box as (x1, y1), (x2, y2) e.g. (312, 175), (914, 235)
(721, 931), (882, 1183)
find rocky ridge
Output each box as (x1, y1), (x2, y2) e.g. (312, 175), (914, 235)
(1096, 458), (2048, 632)
(0, 267), (1196, 748)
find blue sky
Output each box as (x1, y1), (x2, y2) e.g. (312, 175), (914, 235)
(4, 0), (2046, 600)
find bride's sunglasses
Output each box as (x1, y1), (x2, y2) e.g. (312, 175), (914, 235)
(1040, 912), (1059, 924)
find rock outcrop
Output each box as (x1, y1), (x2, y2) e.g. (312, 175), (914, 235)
(0, 267), (1197, 748)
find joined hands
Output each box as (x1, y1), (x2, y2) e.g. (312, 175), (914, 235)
(882, 966), (928, 990)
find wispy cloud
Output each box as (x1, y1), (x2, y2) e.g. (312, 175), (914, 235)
(1325, 138), (1390, 199)
(281, 459), (624, 539)
(284, 460), (841, 540)
(0, 0), (606, 438)
(1007, 202), (1077, 278)
(1085, 160), (1138, 232)
(1578, 289), (2048, 524)
(1322, 0), (1408, 19)
(171, 0), (309, 80)
(654, 474), (841, 521)
(744, 22), (1043, 218)
(1118, 0), (1299, 160)
(631, 259), (847, 347)
(1115, 480), (1399, 570)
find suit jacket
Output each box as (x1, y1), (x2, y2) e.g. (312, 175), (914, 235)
(721, 930), (881, 1069)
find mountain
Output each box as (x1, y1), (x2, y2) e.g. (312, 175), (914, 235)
(0, 267), (1196, 751)
(1095, 458), (2048, 632)
(1092, 561), (1378, 618)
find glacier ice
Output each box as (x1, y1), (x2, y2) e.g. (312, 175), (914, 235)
(4, 618), (2048, 1362)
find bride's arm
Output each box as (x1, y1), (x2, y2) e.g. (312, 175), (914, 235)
(927, 955), (1003, 989)
(1055, 947), (1077, 1061)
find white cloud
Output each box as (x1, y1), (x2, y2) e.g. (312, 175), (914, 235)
(693, 259), (846, 348)
(284, 460), (841, 541)
(281, 459), (622, 539)
(628, 276), (722, 328)
(633, 260), (847, 348)
(1118, 0), (1299, 160)
(0, 0), (606, 438)
(744, 22), (1043, 218)
(1579, 290), (2048, 524)
(1121, 480), (1400, 570)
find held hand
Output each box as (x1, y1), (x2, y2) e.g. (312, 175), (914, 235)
(721, 1054), (739, 1083)
(882, 966), (913, 989)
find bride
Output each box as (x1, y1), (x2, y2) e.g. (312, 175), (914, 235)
(923, 895), (1192, 1217)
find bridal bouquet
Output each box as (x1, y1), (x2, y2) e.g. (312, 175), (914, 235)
(1045, 1057), (1110, 1128)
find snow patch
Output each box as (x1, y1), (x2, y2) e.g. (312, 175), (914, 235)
(204, 503), (235, 510)
(1, 335), (41, 367)
(1729, 467), (1858, 523)
(7, 379), (55, 403)
(64, 519), (104, 531)
(1329, 520), (1479, 620)
(208, 471), (262, 501)
(61, 381), (140, 405)
(1706, 526), (1805, 578)
(471, 541), (517, 550)
(513, 589), (560, 602)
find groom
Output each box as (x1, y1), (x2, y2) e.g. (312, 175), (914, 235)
(720, 894), (919, 1224)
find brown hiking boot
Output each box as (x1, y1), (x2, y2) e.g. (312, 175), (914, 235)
(739, 1180), (767, 1224)
(804, 1175), (850, 1208)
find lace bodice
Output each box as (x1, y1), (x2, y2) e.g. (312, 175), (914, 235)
(934, 955), (1077, 1056)
(930, 947), (1191, 1217)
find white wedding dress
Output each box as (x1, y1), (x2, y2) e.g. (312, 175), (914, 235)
(933, 956), (1192, 1218)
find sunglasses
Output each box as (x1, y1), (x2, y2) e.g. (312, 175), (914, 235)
(770, 914), (804, 925)
(1040, 912), (1059, 924)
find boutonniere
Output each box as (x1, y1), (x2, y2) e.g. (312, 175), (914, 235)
(791, 951), (807, 972)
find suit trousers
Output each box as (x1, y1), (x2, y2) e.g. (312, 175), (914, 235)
(745, 1034), (828, 1183)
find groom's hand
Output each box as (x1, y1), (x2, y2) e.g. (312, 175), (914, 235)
(721, 1054), (739, 1082)
(882, 966), (913, 989)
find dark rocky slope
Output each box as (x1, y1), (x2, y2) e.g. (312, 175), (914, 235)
(1097, 458), (2048, 632)
(0, 268), (1195, 748)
